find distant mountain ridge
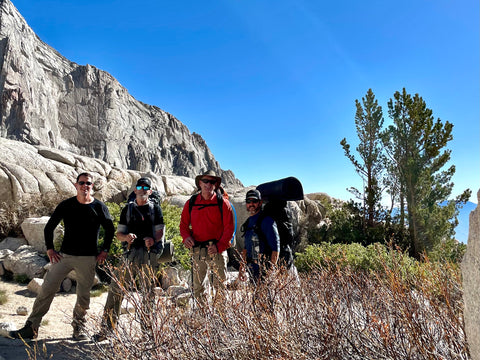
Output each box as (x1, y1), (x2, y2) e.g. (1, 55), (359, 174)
(0, 0), (242, 187)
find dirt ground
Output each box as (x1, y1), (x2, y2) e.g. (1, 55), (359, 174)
(0, 279), (109, 360)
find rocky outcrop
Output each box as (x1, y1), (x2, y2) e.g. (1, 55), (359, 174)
(462, 190), (480, 360)
(0, 137), (202, 204)
(2, 245), (48, 279)
(0, 0), (241, 188)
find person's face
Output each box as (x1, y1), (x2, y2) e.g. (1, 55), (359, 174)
(134, 183), (152, 200)
(199, 176), (217, 194)
(246, 198), (262, 215)
(75, 175), (93, 197)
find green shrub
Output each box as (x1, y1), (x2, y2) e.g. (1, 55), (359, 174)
(295, 242), (417, 276)
(14, 273), (30, 284)
(427, 237), (466, 264)
(162, 201), (190, 270)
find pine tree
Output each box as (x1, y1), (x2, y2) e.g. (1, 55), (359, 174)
(383, 88), (470, 257)
(340, 89), (385, 228)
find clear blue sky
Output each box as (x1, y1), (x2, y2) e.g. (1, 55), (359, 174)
(12, 0), (479, 204)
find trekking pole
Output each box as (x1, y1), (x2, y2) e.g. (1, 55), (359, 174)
(208, 240), (215, 298)
(190, 248), (195, 310)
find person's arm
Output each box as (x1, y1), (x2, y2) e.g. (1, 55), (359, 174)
(44, 202), (64, 251)
(145, 205), (165, 250)
(262, 217), (280, 266)
(44, 202), (65, 263)
(99, 204), (115, 252)
(216, 199), (234, 253)
(154, 205), (165, 244)
(97, 202), (116, 264)
(179, 201), (195, 248)
(116, 205), (136, 246)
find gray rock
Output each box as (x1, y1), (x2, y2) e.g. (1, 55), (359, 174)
(175, 293), (192, 307)
(0, 237), (27, 251)
(15, 306), (28, 316)
(160, 267), (181, 290)
(21, 217), (63, 253)
(2, 245), (47, 279)
(462, 189), (480, 360)
(27, 278), (43, 294)
(166, 285), (189, 297)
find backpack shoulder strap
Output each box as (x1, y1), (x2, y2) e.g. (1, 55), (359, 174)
(126, 201), (135, 224)
(216, 189), (224, 218)
(254, 211), (267, 238)
(188, 194), (198, 215)
(188, 191), (224, 218)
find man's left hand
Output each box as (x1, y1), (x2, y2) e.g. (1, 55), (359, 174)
(207, 243), (218, 255)
(97, 250), (108, 264)
(144, 237), (155, 249)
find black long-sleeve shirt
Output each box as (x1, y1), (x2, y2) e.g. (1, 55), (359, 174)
(44, 196), (115, 256)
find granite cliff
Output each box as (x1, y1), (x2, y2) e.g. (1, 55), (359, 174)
(0, 0), (241, 187)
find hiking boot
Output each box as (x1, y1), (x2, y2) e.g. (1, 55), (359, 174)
(9, 321), (38, 340)
(72, 327), (88, 341)
(92, 332), (107, 342)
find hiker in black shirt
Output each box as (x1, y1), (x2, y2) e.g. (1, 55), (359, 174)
(10, 172), (115, 340)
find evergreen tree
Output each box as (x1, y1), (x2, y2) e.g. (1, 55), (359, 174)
(383, 89), (470, 257)
(340, 89), (385, 229)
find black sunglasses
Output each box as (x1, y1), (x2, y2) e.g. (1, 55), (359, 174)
(246, 199), (260, 204)
(200, 179), (217, 185)
(136, 185), (151, 190)
(78, 181), (93, 186)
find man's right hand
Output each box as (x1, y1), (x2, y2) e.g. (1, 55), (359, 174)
(183, 236), (195, 249)
(47, 249), (62, 264)
(122, 233), (137, 246)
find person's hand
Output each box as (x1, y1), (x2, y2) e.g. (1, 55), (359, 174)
(207, 242), (218, 256)
(96, 250), (108, 264)
(144, 237), (154, 249)
(125, 233), (137, 245)
(183, 236), (195, 249)
(47, 249), (62, 264)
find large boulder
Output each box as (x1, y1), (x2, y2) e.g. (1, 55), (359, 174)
(2, 245), (48, 279)
(0, 237), (27, 251)
(21, 217), (63, 253)
(462, 189), (480, 360)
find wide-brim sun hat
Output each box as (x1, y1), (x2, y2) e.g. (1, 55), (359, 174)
(195, 170), (221, 189)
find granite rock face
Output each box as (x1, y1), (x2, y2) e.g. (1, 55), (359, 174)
(0, 137), (199, 204)
(0, 0), (241, 188)
(462, 190), (480, 360)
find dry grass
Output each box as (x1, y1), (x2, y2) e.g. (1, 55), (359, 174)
(0, 191), (65, 238)
(88, 253), (468, 360)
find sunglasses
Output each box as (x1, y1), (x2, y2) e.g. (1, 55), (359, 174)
(136, 185), (151, 191)
(78, 181), (93, 186)
(200, 179), (217, 185)
(246, 199), (260, 204)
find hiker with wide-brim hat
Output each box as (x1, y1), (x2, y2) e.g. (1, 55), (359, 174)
(180, 170), (234, 305)
(194, 170), (221, 190)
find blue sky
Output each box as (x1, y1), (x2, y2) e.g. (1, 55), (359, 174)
(12, 0), (479, 205)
